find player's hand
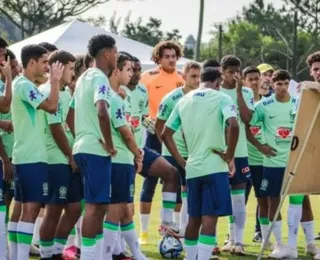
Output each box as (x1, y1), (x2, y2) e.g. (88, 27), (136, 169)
(0, 120), (13, 133)
(50, 61), (65, 82)
(134, 149), (144, 163)
(99, 139), (117, 157)
(298, 81), (320, 94)
(258, 144), (277, 157)
(0, 56), (12, 80)
(2, 159), (13, 182)
(228, 158), (236, 178)
(234, 72), (243, 90)
(212, 149), (233, 163)
(135, 159), (143, 173)
(177, 157), (186, 169)
(69, 156), (79, 173)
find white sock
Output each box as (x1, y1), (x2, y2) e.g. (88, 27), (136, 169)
(53, 238), (67, 255)
(260, 224), (270, 243)
(231, 192), (246, 245)
(0, 208), (7, 260)
(229, 216), (235, 242)
(8, 221), (18, 260)
(302, 221), (315, 246)
(180, 193), (188, 231)
(287, 204), (302, 248)
(121, 236), (126, 252)
(40, 240), (54, 258)
(65, 227), (76, 248)
(103, 222), (119, 259)
(81, 237), (96, 260)
(75, 216), (83, 249)
(174, 211), (180, 226)
(272, 220), (282, 245)
(162, 192), (176, 223)
(139, 214), (149, 233)
(17, 221), (34, 260)
(32, 216), (42, 245)
(121, 222), (144, 258)
(185, 240), (198, 260)
(113, 231), (123, 255)
(198, 242), (214, 260)
(94, 233), (103, 260)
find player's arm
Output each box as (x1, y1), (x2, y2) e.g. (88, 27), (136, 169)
(237, 89), (254, 124)
(0, 135), (12, 182)
(155, 97), (172, 142)
(66, 97), (75, 138)
(0, 56), (12, 113)
(225, 117), (239, 160)
(161, 106), (186, 168)
(0, 120), (13, 133)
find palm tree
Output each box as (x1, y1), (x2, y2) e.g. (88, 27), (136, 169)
(195, 0), (204, 61)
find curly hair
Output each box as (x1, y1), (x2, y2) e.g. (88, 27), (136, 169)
(306, 51), (320, 67)
(151, 41), (183, 64)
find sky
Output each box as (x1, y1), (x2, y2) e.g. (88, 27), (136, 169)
(84, 0), (283, 42)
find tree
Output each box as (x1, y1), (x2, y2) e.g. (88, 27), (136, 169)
(78, 16), (107, 27)
(183, 35), (196, 59)
(0, 0), (110, 39)
(195, 0), (204, 61)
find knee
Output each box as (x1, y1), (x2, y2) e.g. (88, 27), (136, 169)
(165, 166), (179, 183)
(140, 180), (157, 202)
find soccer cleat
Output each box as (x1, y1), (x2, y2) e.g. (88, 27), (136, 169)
(63, 245), (80, 260)
(283, 246), (298, 259)
(268, 245), (289, 259)
(112, 253), (134, 260)
(221, 240), (234, 252)
(261, 241), (275, 251)
(315, 232), (320, 240)
(306, 243), (319, 256)
(212, 245), (221, 255)
(139, 231), (149, 245)
(232, 243), (246, 256)
(52, 254), (65, 260)
(29, 244), (41, 257)
(159, 222), (182, 238)
(252, 232), (262, 243)
(224, 234), (230, 245)
(315, 251), (320, 260)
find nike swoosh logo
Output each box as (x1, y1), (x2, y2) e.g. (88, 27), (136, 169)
(156, 85), (162, 89)
(269, 116), (277, 119)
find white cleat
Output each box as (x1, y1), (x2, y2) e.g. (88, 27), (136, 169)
(268, 245), (290, 259)
(221, 240), (234, 252)
(29, 244), (40, 257)
(306, 243), (319, 256)
(283, 246), (298, 259)
(232, 244), (246, 256)
(314, 251), (320, 260)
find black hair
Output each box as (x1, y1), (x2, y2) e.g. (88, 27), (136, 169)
(87, 34), (116, 58)
(108, 54), (132, 77)
(200, 67), (221, 83)
(272, 69), (292, 82)
(242, 66), (260, 78)
(38, 42), (58, 52)
(84, 53), (93, 69)
(0, 37), (8, 48)
(21, 44), (48, 69)
(48, 50), (76, 65)
(220, 55), (241, 70)
(203, 59), (220, 69)
(5, 49), (16, 60)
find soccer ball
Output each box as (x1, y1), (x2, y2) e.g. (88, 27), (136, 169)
(159, 235), (183, 258)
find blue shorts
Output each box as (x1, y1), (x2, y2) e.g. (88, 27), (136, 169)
(260, 167), (285, 197)
(0, 162), (4, 206)
(68, 172), (83, 204)
(163, 156), (186, 187)
(229, 157), (251, 185)
(14, 163), (49, 203)
(187, 172), (232, 217)
(74, 153), (111, 204)
(145, 132), (161, 153)
(110, 163), (135, 204)
(250, 165), (263, 198)
(140, 147), (161, 177)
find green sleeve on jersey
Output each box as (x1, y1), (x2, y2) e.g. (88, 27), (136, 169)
(220, 95), (237, 121)
(69, 96), (75, 109)
(93, 76), (112, 105)
(46, 100), (63, 125)
(157, 96), (172, 120)
(244, 88), (255, 111)
(250, 102), (264, 125)
(165, 105), (181, 132)
(19, 81), (47, 109)
(111, 95), (127, 129)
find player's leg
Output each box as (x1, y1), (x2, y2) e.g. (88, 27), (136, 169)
(223, 157), (249, 253)
(300, 196), (318, 257)
(104, 163), (133, 259)
(32, 208), (44, 249)
(0, 164), (7, 260)
(15, 163), (48, 260)
(40, 164), (70, 259)
(74, 154), (110, 260)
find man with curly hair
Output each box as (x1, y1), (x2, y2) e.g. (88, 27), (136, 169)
(138, 41), (184, 245)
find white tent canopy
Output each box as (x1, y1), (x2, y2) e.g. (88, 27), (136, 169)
(9, 20), (191, 70)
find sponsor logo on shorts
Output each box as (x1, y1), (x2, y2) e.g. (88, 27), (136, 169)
(10, 181), (14, 190)
(59, 186), (67, 199)
(43, 182), (49, 196)
(130, 184), (135, 197)
(261, 179), (268, 191)
(241, 166), (250, 174)
(0, 189), (3, 201)
(109, 185), (112, 198)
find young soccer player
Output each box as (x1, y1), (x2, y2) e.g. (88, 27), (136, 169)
(72, 34), (117, 260)
(139, 41), (184, 244)
(249, 69), (296, 258)
(162, 67), (239, 260)
(38, 50), (83, 260)
(220, 55), (254, 255)
(257, 63), (274, 97)
(155, 61), (201, 233)
(9, 44), (63, 260)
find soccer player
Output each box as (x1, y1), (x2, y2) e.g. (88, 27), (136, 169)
(139, 41), (184, 244)
(38, 50), (83, 260)
(202, 59), (221, 71)
(155, 61), (201, 233)
(249, 69), (296, 258)
(257, 63), (274, 97)
(0, 38), (8, 63)
(72, 34), (117, 260)
(9, 44), (63, 260)
(161, 67), (239, 260)
(219, 55), (254, 255)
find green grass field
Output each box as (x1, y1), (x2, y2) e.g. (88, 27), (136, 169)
(29, 175), (320, 259)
